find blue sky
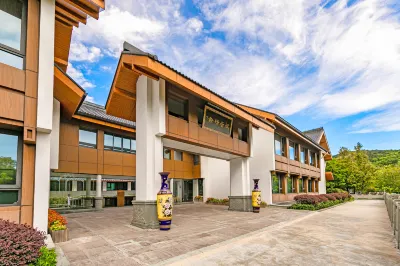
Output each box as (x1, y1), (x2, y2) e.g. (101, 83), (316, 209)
(67, 0), (400, 155)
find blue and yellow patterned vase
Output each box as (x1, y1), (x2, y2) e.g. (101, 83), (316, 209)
(252, 179), (261, 213)
(157, 172), (173, 230)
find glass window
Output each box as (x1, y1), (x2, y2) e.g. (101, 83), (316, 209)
(123, 138), (130, 153)
(272, 174), (280, 194)
(198, 179), (204, 196)
(310, 152), (315, 166)
(113, 136), (122, 151)
(168, 97), (187, 120)
(238, 127), (248, 142)
(91, 181), (96, 191)
(287, 177), (294, 193)
(104, 134), (113, 150)
(107, 182), (127, 191)
(193, 155), (200, 165)
(197, 107), (204, 125)
(104, 133), (136, 153)
(299, 178), (304, 193)
(0, 0), (26, 69)
(131, 181), (136, 191)
(281, 137), (286, 156)
(77, 181), (86, 191)
(163, 149), (171, 160)
(79, 129), (97, 148)
(289, 141), (295, 160)
(131, 139), (136, 153)
(300, 148), (306, 163)
(50, 181), (59, 191)
(174, 151), (183, 161)
(0, 133), (18, 185)
(308, 180), (312, 192)
(0, 190), (18, 204)
(274, 134), (281, 156)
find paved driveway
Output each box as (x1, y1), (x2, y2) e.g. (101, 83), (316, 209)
(58, 203), (309, 265)
(162, 200), (400, 266)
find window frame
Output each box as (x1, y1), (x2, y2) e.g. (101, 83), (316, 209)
(0, 129), (23, 206)
(163, 148), (171, 160)
(103, 132), (136, 154)
(0, 0), (28, 69)
(167, 94), (188, 121)
(274, 133), (282, 156)
(174, 151), (183, 161)
(193, 154), (200, 165)
(79, 128), (98, 149)
(289, 141), (296, 160)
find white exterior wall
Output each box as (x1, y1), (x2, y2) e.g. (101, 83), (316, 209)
(50, 99), (60, 169)
(248, 127), (275, 204)
(319, 153), (327, 194)
(201, 157), (230, 199)
(33, 0), (55, 232)
(230, 157), (251, 196)
(136, 76), (165, 201)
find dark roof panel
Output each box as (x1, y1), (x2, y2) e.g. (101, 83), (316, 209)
(303, 127), (324, 144)
(77, 101), (136, 129)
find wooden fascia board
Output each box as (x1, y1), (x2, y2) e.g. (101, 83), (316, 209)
(54, 66), (86, 118)
(125, 55), (274, 132)
(114, 87), (136, 100)
(72, 114), (136, 133)
(88, 0), (105, 10)
(54, 57), (68, 67)
(59, 0), (99, 20)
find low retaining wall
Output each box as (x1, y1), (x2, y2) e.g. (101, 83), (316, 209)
(384, 193), (400, 249)
(354, 194), (384, 200)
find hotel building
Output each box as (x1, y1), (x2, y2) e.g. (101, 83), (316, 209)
(0, 0), (332, 231)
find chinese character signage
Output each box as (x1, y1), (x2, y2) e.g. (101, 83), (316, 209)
(202, 105), (233, 135)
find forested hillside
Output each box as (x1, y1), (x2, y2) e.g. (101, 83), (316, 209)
(366, 150), (400, 166)
(326, 144), (400, 193)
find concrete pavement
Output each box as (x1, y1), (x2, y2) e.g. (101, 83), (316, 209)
(161, 200), (400, 266)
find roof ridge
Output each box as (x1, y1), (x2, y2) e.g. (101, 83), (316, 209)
(82, 101), (105, 109)
(303, 127), (324, 133)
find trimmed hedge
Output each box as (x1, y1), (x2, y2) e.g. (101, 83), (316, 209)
(290, 192), (354, 211)
(206, 198), (229, 205)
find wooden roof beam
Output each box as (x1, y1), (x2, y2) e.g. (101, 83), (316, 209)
(55, 13), (79, 28)
(56, 5), (87, 25)
(62, 0), (100, 19)
(56, 0), (88, 21)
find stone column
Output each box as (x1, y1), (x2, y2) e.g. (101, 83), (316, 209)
(127, 182), (132, 191)
(132, 76), (166, 229)
(102, 181), (107, 192)
(72, 181), (77, 191)
(95, 175), (103, 210)
(295, 176), (300, 193)
(193, 179), (199, 200)
(228, 157), (252, 212)
(305, 177), (309, 193)
(282, 174), (288, 195)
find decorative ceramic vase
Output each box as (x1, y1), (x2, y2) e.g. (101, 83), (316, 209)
(252, 179), (261, 213)
(157, 172), (173, 230)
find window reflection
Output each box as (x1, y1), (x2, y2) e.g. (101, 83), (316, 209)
(0, 49), (23, 69)
(79, 129), (97, 148)
(0, 133), (18, 185)
(0, 1), (23, 51)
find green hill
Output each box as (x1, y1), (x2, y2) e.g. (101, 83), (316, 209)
(366, 150), (400, 167)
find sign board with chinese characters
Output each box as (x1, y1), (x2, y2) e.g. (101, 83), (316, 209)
(202, 105), (233, 135)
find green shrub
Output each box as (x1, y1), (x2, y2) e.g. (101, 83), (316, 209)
(260, 201), (267, 208)
(289, 204), (316, 210)
(326, 188), (347, 193)
(49, 197), (67, 205)
(29, 246), (57, 266)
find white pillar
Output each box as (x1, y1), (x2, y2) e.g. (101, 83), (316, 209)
(72, 181), (77, 191)
(32, 0), (56, 233)
(169, 178), (174, 195)
(102, 181), (107, 192)
(127, 182), (132, 191)
(230, 157), (251, 196)
(86, 177), (91, 196)
(50, 99), (60, 169)
(136, 76), (165, 201)
(193, 179), (199, 198)
(319, 152), (327, 194)
(96, 175), (102, 197)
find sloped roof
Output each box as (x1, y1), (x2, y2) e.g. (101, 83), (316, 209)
(303, 127), (324, 144)
(77, 101), (136, 129)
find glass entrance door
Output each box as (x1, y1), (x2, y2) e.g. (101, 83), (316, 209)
(182, 180), (193, 202)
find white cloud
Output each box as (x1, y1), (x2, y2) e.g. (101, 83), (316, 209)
(69, 0), (400, 133)
(85, 96), (96, 103)
(351, 104), (400, 133)
(69, 42), (102, 62)
(67, 63), (95, 90)
(100, 65), (113, 72)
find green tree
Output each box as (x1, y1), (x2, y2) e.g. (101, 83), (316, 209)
(374, 166), (400, 193)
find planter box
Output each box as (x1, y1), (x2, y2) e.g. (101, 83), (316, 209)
(50, 228), (69, 243)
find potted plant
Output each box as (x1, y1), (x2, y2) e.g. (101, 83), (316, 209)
(48, 209), (68, 243)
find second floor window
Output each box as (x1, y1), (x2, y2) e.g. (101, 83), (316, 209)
(0, 0), (27, 69)
(104, 133), (136, 154)
(174, 151), (183, 161)
(274, 134), (282, 156)
(193, 155), (200, 165)
(168, 96), (188, 120)
(300, 148), (306, 164)
(238, 127), (248, 142)
(289, 141), (295, 160)
(163, 148), (171, 160)
(79, 129), (97, 148)
(309, 152), (316, 166)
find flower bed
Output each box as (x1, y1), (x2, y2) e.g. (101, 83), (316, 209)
(194, 195), (203, 202)
(289, 192), (354, 211)
(0, 219), (56, 265)
(206, 197), (229, 205)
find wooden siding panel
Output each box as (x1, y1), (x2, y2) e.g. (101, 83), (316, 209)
(25, 71), (38, 98)
(26, 0), (40, 72)
(57, 161), (78, 173)
(78, 147), (98, 164)
(20, 206), (33, 225)
(0, 206), (20, 223)
(104, 151), (123, 166)
(122, 166), (135, 176)
(122, 153), (135, 167)
(24, 96), (37, 128)
(103, 164), (123, 176)
(59, 144), (78, 162)
(0, 64), (25, 92)
(0, 88), (24, 121)
(79, 162), (97, 174)
(163, 159), (174, 171)
(21, 145), (35, 206)
(60, 122), (79, 146)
